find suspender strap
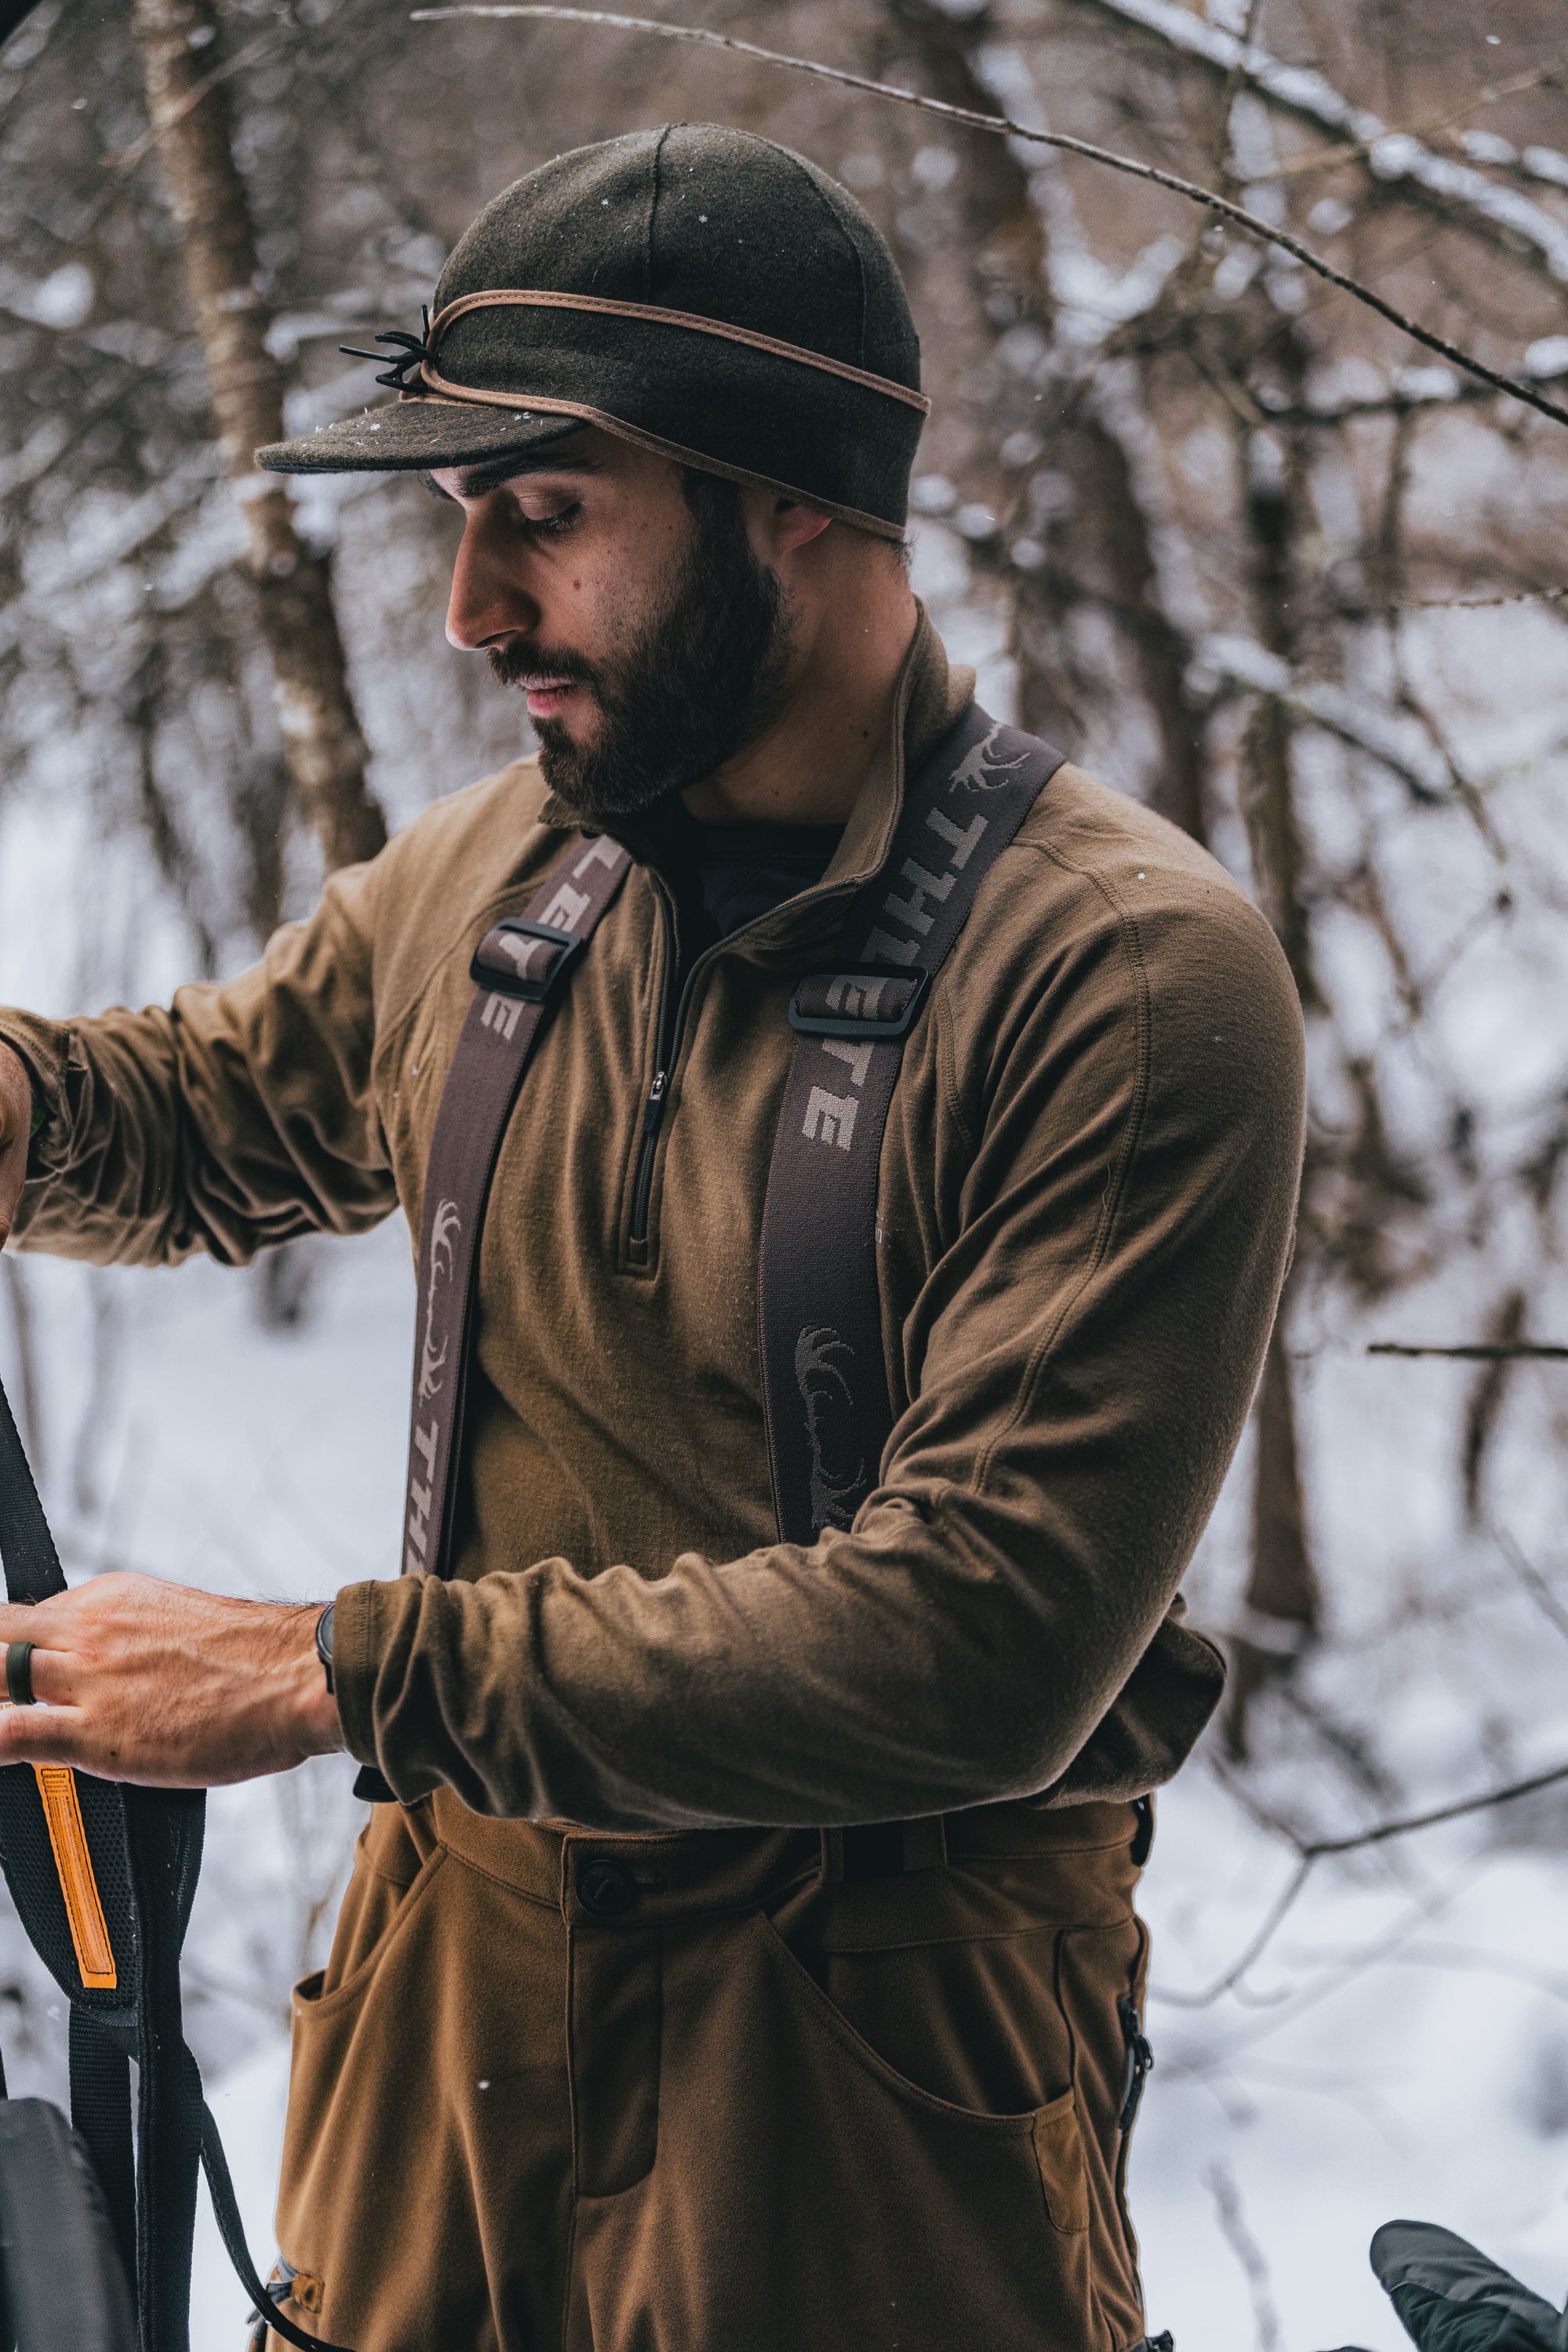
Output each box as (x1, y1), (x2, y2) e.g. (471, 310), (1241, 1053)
(758, 703), (1065, 1548)
(401, 833), (631, 1587)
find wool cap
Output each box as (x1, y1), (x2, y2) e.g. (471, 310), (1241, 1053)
(257, 123), (927, 538)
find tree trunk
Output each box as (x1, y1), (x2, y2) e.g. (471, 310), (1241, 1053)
(891, 1), (1207, 838)
(1223, 1319), (1320, 1758)
(129, 0), (387, 880)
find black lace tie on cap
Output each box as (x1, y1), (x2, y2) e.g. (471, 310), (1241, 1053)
(339, 306), (430, 390)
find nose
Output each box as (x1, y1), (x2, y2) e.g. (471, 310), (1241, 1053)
(445, 503), (542, 652)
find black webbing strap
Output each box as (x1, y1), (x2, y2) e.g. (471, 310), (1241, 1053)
(0, 1370), (350, 2351)
(400, 836), (631, 1586)
(757, 703), (1065, 1546)
(70, 2008), (136, 2288)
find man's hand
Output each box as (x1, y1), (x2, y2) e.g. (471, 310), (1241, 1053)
(0, 1043), (31, 1248)
(0, 1573), (343, 1785)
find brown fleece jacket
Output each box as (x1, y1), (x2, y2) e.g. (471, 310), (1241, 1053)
(0, 615), (1305, 1828)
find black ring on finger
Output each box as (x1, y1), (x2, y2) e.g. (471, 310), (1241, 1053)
(5, 1640), (38, 1708)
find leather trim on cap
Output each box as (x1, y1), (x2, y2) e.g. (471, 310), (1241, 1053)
(426, 289), (931, 414)
(405, 386), (910, 543)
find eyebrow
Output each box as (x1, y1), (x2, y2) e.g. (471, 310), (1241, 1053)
(422, 447), (602, 501)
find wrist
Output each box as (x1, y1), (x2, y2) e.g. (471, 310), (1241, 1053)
(292, 1603), (343, 1755)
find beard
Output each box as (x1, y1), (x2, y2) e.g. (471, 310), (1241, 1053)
(487, 473), (797, 818)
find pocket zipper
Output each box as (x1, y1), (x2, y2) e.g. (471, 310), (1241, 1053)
(1116, 1994), (1154, 2133)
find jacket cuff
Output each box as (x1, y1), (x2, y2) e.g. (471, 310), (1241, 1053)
(332, 1575), (425, 1776)
(0, 1013), (73, 1173)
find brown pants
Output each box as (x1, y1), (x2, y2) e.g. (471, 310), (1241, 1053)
(269, 1792), (1153, 2351)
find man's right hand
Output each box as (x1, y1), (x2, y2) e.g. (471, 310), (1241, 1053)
(0, 1044), (33, 1248)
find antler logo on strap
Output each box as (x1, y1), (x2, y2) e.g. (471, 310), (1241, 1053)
(949, 721), (1029, 793)
(417, 1197), (462, 1404)
(794, 1325), (866, 1534)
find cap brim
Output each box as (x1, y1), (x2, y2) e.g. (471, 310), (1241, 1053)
(256, 396), (586, 477)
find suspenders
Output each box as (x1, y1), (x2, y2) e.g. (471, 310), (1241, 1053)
(400, 833), (632, 1589)
(397, 702), (1062, 1585)
(759, 704), (1064, 1547)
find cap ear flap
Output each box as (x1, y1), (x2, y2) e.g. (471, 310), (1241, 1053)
(1369, 2222), (1561, 2352)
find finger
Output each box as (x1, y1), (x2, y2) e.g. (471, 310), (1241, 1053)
(0, 1701), (88, 1767)
(0, 1604), (66, 1650)
(13, 1644), (75, 1707)
(0, 1587), (81, 1635)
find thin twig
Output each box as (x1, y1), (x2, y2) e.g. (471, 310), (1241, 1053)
(1207, 2161), (1282, 2352)
(1491, 1526), (1568, 1649)
(1305, 1757), (1568, 1858)
(1155, 1857), (1316, 2007)
(107, 27), (281, 176)
(408, 5), (1568, 433)
(1156, 1752), (1568, 2005)
(1406, 585), (1568, 612)
(1368, 1340), (1568, 1359)
(1256, 52), (1568, 183)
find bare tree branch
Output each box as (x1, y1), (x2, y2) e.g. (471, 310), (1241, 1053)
(408, 5), (1568, 430)
(1250, 52), (1568, 185)
(1076, 0), (1568, 285)
(1369, 1341), (1568, 1359)
(1156, 1753), (1568, 2007)
(1207, 2159), (1283, 2352)
(1492, 1526), (1568, 1649)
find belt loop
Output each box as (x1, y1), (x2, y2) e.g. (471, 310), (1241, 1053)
(899, 1816), (948, 1873)
(818, 1828), (846, 1885)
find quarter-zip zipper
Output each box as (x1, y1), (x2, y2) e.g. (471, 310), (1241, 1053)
(630, 902), (716, 1247)
(626, 866), (863, 1251)
(629, 884), (682, 1247)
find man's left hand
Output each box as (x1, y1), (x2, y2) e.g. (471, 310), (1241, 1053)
(0, 1573), (343, 1785)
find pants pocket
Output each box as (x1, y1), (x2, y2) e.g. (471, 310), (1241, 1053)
(569, 1905), (1112, 2352)
(277, 1840), (574, 2352)
(305, 1799), (441, 2007)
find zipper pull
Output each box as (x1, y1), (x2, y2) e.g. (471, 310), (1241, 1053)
(642, 1070), (669, 1137)
(1116, 1994), (1154, 2132)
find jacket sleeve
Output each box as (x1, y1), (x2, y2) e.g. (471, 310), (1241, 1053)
(0, 853), (396, 1268)
(332, 843), (1307, 1830)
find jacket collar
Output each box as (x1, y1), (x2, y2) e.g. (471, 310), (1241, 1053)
(537, 604), (976, 906)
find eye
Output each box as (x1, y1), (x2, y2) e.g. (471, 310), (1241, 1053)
(514, 495), (582, 542)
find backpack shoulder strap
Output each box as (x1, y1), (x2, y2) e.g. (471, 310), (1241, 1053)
(0, 1370), (347, 2352)
(757, 705), (1065, 1548)
(401, 833), (631, 1588)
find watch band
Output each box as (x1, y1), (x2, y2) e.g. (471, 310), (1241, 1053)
(314, 1601), (335, 1697)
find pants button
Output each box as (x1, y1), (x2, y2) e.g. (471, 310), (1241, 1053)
(577, 1859), (638, 1920)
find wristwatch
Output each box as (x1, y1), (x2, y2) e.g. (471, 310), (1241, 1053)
(314, 1601), (335, 1696)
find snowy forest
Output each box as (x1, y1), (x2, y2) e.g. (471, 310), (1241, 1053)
(2, 0), (1567, 2340)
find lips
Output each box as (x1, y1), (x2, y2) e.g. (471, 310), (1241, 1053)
(522, 679), (577, 720)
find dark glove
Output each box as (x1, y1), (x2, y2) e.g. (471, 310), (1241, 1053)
(1363, 2220), (1564, 2352)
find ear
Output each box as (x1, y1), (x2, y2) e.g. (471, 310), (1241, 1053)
(762, 497), (833, 558)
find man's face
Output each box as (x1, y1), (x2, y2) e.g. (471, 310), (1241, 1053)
(432, 430), (796, 818)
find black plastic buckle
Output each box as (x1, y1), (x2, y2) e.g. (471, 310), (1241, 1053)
(470, 917), (586, 1004)
(787, 965), (931, 1041)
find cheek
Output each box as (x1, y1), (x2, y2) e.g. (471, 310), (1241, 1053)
(564, 550), (652, 654)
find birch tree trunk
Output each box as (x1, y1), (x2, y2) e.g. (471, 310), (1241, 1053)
(130, 0), (387, 880)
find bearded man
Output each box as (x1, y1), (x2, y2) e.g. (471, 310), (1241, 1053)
(0, 125), (1304, 2352)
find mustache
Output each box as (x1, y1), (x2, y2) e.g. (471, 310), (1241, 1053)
(486, 641), (600, 692)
